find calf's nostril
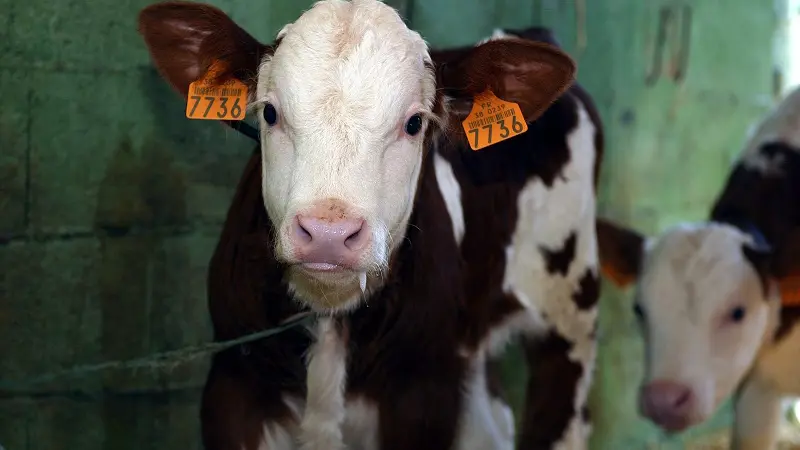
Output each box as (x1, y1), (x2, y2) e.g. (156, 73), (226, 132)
(343, 221), (366, 250)
(673, 390), (691, 409)
(294, 216), (313, 244)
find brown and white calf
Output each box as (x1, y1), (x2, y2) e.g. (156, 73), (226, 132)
(597, 86), (800, 449)
(138, 1), (603, 449)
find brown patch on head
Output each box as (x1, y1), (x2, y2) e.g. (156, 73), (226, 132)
(540, 232), (577, 276)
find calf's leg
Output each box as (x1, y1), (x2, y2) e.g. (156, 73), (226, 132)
(732, 374), (782, 450)
(516, 326), (595, 450)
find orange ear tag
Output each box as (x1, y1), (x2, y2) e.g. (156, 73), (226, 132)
(186, 61), (249, 121)
(779, 274), (800, 307)
(461, 90), (528, 151)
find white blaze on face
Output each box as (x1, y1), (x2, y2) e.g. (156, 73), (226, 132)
(252, 0), (437, 311)
(635, 223), (778, 425)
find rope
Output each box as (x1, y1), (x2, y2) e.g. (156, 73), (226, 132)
(0, 311), (314, 396)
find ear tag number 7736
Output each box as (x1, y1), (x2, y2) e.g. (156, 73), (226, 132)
(461, 90), (528, 151)
(185, 61), (249, 121)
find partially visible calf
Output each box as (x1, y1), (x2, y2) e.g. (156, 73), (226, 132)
(597, 86), (800, 449)
(138, 2), (603, 449)
(430, 26), (606, 449)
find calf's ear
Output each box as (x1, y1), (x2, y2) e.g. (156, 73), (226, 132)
(596, 218), (647, 288)
(137, 1), (272, 99)
(437, 38), (576, 125)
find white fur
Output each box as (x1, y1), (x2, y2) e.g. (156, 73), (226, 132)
(434, 147), (466, 244)
(340, 398), (380, 450)
(253, 0), (437, 311)
(741, 85), (800, 173)
(475, 28), (511, 46)
(257, 422), (297, 450)
(256, 396), (304, 450)
(455, 357), (516, 450)
(299, 318), (349, 450)
(730, 319), (800, 449)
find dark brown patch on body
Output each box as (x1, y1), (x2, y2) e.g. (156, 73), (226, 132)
(201, 152), (310, 450)
(541, 232), (577, 276)
(573, 269), (600, 310)
(517, 331), (583, 448)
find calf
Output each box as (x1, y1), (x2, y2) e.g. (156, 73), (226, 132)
(138, 2), (603, 449)
(597, 86), (800, 449)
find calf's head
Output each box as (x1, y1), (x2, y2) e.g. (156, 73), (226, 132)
(597, 219), (790, 432)
(138, 0), (575, 312)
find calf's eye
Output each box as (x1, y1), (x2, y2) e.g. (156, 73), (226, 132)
(729, 306), (746, 323)
(405, 114), (423, 136)
(263, 103), (278, 126)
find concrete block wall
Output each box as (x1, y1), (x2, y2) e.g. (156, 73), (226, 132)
(0, 0), (310, 448)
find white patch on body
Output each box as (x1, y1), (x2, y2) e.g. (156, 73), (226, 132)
(252, 0), (437, 310)
(741, 85), (800, 173)
(257, 394), (381, 450)
(434, 147), (466, 244)
(257, 422), (297, 450)
(256, 396), (303, 450)
(455, 358), (515, 450)
(299, 318), (349, 450)
(341, 397), (380, 450)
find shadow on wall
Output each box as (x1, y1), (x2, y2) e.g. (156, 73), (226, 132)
(86, 67), (222, 449)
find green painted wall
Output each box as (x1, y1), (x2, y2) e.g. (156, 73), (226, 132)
(0, 0), (780, 449)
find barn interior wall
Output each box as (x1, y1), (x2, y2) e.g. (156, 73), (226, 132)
(0, 0), (780, 448)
